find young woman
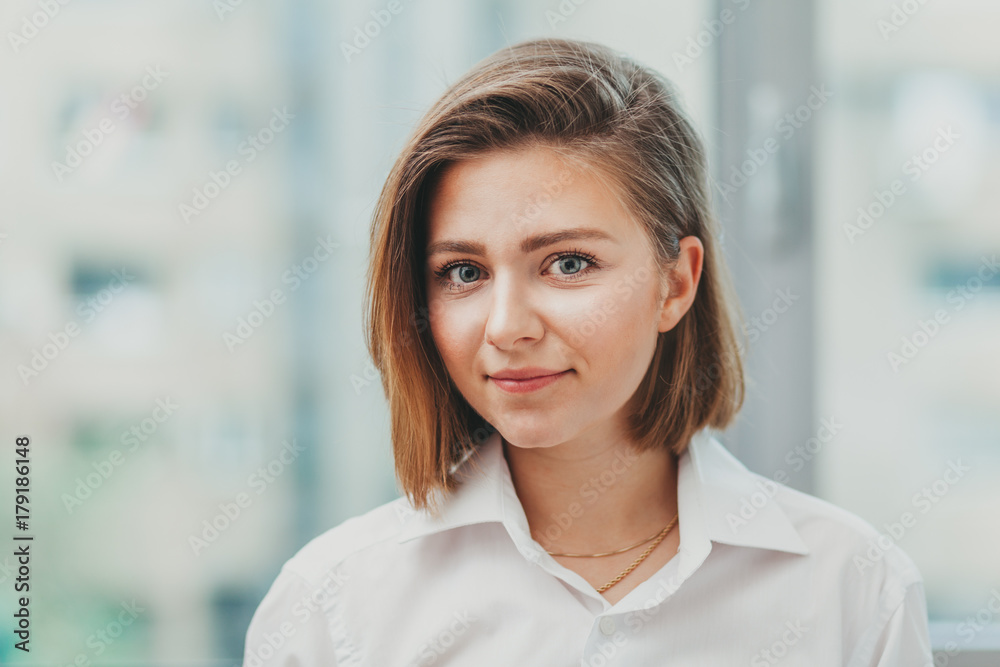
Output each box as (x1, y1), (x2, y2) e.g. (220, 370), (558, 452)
(244, 37), (933, 666)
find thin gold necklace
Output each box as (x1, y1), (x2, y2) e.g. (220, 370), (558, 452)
(540, 513), (679, 593)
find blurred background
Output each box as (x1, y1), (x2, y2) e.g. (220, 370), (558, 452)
(0, 0), (997, 664)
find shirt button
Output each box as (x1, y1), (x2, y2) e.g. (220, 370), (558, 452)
(599, 616), (616, 636)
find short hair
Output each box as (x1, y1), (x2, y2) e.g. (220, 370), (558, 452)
(364, 37), (746, 516)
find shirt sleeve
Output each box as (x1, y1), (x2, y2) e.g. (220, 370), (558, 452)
(243, 567), (338, 667)
(857, 580), (935, 667)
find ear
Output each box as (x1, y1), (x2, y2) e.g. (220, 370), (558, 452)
(657, 236), (704, 333)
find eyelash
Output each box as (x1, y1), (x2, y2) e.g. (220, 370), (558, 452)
(432, 248), (601, 292)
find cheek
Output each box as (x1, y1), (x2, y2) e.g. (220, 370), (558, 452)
(555, 284), (657, 359)
(428, 298), (481, 372)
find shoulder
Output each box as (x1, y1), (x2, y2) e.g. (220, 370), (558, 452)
(279, 495), (413, 586)
(760, 471), (924, 600)
(762, 477), (934, 661)
(244, 498), (414, 663)
(697, 430), (925, 592)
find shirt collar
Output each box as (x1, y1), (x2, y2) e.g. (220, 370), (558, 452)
(396, 428), (810, 557)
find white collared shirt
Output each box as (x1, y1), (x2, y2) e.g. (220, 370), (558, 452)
(243, 428), (934, 666)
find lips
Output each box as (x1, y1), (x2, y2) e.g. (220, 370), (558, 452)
(488, 367), (567, 380)
(487, 369), (571, 394)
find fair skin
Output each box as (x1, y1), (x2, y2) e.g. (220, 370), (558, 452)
(424, 145), (704, 605)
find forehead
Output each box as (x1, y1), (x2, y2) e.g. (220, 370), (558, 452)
(424, 145), (637, 248)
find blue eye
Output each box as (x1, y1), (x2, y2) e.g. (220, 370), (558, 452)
(434, 264), (481, 292)
(451, 265), (481, 284)
(432, 250), (600, 293)
(553, 255), (587, 275)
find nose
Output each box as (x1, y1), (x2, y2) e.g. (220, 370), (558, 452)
(483, 272), (543, 349)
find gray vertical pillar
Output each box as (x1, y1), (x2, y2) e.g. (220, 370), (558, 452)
(714, 0), (818, 493)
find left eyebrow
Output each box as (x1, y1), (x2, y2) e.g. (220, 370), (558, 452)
(425, 227), (617, 259)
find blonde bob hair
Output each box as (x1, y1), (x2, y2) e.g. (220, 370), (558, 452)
(364, 37), (746, 516)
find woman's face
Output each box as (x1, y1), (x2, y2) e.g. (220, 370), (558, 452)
(423, 145), (701, 450)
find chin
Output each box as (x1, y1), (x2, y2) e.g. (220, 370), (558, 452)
(494, 421), (569, 450)
(503, 437), (558, 450)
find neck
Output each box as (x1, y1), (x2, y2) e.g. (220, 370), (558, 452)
(501, 428), (679, 555)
